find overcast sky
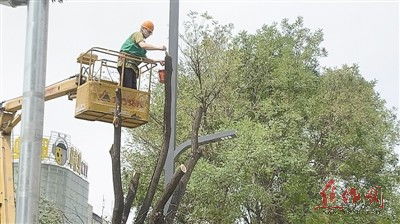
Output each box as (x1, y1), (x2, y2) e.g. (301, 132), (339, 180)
(1, 0), (398, 220)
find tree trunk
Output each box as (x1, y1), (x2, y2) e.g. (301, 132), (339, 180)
(165, 106), (204, 223)
(121, 172), (140, 224)
(150, 165), (187, 223)
(134, 55), (173, 224)
(110, 87), (124, 224)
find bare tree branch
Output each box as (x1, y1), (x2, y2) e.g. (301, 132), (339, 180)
(122, 172), (141, 224)
(150, 164), (187, 223)
(134, 54), (173, 224)
(165, 106), (205, 223)
(110, 87), (124, 223)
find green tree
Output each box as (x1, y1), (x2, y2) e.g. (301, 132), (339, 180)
(39, 197), (63, 224)
(122, 14), (400, 224)
(304, 65), (400, 224)
(122, 11), (237, 223)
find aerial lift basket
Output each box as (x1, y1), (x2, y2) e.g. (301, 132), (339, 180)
(74, 47), (156, 128)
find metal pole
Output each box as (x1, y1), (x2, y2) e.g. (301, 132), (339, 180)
(164, 0), (179, 214)
(165, 0), (179, 191)
(16, 0), (49, 223)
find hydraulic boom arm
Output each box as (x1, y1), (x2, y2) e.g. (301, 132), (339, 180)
(0, 74), (81, 223)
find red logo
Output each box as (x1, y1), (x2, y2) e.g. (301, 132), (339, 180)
(314, 179), (343, 210)
(364, 186), (384, 208)
(314, 179), (384, 211)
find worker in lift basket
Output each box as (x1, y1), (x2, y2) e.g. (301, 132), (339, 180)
(117, 20), (167, 89)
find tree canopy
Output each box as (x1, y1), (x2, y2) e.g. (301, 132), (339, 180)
(122, 13), (400, 223)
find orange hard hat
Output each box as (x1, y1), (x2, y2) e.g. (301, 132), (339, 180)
(141, 20), (154, 32)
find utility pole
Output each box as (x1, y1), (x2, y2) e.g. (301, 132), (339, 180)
(164, 0), (179, 214)
(16, 0), (49, 223)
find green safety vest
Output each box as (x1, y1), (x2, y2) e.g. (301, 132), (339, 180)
(120, 32), (147, 58)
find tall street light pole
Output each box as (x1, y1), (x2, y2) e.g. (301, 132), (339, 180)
(164, 0), (239, 216)
(164, 0), (179, 215)
(166, 0), (179, 199)
(1, 0), (50, 223)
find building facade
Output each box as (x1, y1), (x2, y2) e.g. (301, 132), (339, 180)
(13, 131), (91, 223)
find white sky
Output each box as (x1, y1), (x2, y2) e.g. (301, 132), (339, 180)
(1, 0), (399, 220)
